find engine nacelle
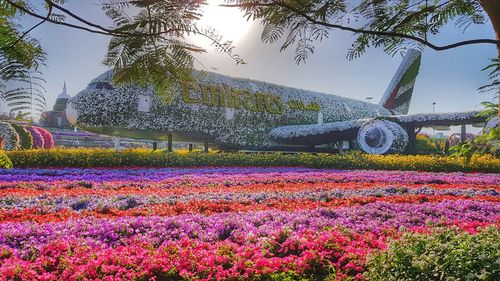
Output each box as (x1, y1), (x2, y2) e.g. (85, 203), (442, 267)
(357, 120), (409, 154)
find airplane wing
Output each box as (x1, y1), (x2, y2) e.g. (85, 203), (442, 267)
(270, 111), (487, 153)
(270, 119), (368, 146)
(389, 111), (485, 127)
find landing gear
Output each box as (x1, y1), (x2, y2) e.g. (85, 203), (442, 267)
(167, 133), (173, 152)
(460, 125), (467, 143)
(204, 139), (209, 153)
(112, 136), (120, 151)
(337, 141), (344, 155)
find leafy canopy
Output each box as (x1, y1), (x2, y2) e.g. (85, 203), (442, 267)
(225, 0), (493, 63)
(0, 0), (50, 118)
(102, 0), (243, 100)
(2, 0), (242, 103)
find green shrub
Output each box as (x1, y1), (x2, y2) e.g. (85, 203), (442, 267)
(0, 151), (13, 169)
(4, 148), (500, 172)
(10, 124), (32, 150)
(365, 227), (500, 281)
(451, 127), (500, 163)
(415, 135), (442, 155)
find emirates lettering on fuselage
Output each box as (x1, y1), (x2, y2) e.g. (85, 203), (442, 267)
(182, 83), (320, 114)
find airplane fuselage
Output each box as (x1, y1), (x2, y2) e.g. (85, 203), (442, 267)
(67, 71), (392, 149)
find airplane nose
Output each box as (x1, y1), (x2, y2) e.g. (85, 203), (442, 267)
(66, 101), (78, 125)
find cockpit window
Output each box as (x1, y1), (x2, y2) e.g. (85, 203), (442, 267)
(89, 82), (114, 90)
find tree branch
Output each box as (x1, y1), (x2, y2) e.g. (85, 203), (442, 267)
(4, 0), (244, 64)
(44, 0), (129, 36)
(223, 1), (500, 50)
(5, 0), (117, 36)
(3, 4), (53, 52)
(5, 0), (177, 37)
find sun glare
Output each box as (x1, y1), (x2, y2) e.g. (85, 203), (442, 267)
(195, 0), (253, 47)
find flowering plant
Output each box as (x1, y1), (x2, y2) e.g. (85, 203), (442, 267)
(34, 126), (54, 149)
(0, 167), (498, 279)
(26, 126), (44, 149)
(0, 122), (19, 150)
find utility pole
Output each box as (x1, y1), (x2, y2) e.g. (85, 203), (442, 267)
(432, 102), (436, 139)
(366, 97), (373, 103)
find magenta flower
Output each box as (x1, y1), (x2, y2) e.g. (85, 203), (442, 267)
(26, 126), (44, 149)
(33, 127), (54, 149)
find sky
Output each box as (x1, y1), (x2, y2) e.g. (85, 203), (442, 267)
(4, 1), (499, 133)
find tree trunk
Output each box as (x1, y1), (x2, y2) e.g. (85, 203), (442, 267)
(479, 0), (500, 118)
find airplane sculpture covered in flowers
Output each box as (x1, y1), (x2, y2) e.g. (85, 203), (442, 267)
(66, 49), (492, 154)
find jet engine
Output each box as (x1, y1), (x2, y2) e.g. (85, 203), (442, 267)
(357, 120), (409, 154)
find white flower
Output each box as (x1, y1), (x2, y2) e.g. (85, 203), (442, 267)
(0, 122), (19, 150)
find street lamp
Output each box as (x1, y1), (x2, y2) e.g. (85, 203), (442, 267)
(366, 97), (374, 103)
(432, 102), (437, 139)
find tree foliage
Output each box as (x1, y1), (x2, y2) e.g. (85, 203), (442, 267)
(0, 0), (48, 118)
(479, 58), (500, 95)
(2, 0), (499, 108)
(476, 101), (498, 121)
(101, 0), (244, 99)
(450, 59), (500, 162)
(2, 0), (242, 101)
(0, 1), (46, 71)
(450, 102), (500, 163)
(102, 0), (207, 99)
(2, 71), (47, 118)
(224, 0), (498, 63)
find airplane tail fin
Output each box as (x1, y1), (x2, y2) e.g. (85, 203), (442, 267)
(379, 49), (422, 114)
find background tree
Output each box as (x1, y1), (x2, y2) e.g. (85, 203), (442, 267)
(3, 1), (499, 110)
(224, 0), (500, 117)
(0, 0), (48, 119)
(2, 0), (241, 101)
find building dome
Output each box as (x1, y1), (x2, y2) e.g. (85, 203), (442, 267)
(53, 82), (71, 112)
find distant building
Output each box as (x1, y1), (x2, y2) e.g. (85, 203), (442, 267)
(40, 82), (73, 128)
(435, 132), (445, 139)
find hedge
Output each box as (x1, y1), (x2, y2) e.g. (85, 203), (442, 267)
(5, 148), (500, 173)
(414, 135), (442, 155)
(365, 227), (500, 280)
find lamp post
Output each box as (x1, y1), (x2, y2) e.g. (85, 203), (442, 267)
(432, 102), (436, 139)
(366, 97), (373, 103)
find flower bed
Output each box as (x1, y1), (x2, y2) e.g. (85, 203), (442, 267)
(0, 123), (54, 151)
(0, 167), (498, 280)
(5, 148), (500, 172)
